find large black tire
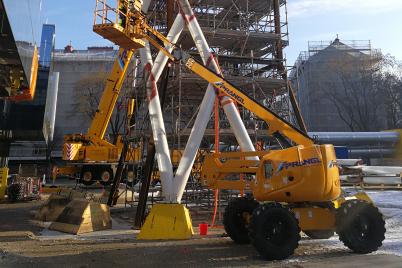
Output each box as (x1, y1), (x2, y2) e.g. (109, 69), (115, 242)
(249, 203), (300, 260)
(304, 230), (334, 239)
(80, 166), (96, 186)
(99, 166), (114, 186)
(336, 200), (386, 254)
(223, 197), (259, 244)
(124, 166), (140, 187)
(7, 183), (22, 202)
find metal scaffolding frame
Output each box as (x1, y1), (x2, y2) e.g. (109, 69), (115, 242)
(132, 0), (291, 149)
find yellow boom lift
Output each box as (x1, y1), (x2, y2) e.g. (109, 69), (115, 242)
(92, 0), (385, 260)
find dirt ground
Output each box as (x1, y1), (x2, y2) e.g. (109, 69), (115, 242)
(0, 197), (401, 268)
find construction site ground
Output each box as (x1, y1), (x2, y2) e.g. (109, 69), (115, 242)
(0, 180), (401, 268)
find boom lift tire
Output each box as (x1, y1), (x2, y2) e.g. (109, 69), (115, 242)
(223, 197), (258, 244)
(336, 200), (385, 254)
(124, 165), (140, 187)
(304, 230), (334, 239)
(249, 203), (300, 260)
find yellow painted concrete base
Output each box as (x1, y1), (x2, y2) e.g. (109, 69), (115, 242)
(138, 203), (194, 240)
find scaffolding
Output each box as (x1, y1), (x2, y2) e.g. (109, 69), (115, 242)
(48, 0), (293, 223)
(133, 0), (291, 151)
(293, 39), (382, 71)
(107, 1), (291, 219)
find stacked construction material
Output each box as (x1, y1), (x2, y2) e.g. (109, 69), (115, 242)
(339, 161), (402, 189)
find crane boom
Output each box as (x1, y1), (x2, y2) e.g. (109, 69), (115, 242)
(88, 48), (134, 139)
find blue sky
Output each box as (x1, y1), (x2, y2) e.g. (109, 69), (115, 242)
(41, 0), (402, 64)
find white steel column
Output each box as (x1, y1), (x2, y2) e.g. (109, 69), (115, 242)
(138, 0), (174, 200)
(172, 0), (257, 202)
(137, 11), (185, 201)
(140, 0), (187, 202)
(152, 17), (185, 81)
(141, 0), (151, 13)
(139, 44), (173, 200)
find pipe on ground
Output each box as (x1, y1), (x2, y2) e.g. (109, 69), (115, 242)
(310, 132), (400, 146)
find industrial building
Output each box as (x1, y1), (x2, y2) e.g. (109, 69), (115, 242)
(290, 38), (387, 132)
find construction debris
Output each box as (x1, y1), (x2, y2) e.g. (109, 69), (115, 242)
(36, 188), (87, 222)
(340, 163), (402, 189)
(35, 194), (71, 221)
(49, 199), (111, 234)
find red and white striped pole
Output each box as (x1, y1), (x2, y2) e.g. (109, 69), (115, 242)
(137, 0), (178, 201)
(139, 44), (174, 200)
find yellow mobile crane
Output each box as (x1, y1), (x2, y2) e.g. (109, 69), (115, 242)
(59, 48), (141, 185)
(92, 0), (385, 260)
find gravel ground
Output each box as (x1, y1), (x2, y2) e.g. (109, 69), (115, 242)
(0, 191), (401, 267)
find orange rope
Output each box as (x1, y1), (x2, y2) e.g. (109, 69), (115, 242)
(211, 96), (220, 227)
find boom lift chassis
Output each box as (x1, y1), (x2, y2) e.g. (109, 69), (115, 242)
(92, 0), (386, 260)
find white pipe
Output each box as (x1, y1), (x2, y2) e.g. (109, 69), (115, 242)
(172, 0), (257, 202)
(141, 0), (151, 13)
(142, 16), (184, 202)
(138, 0), (186, 202)
(152, 16), (185, 81)
(139, 42), (173, 201)
(140, 0), (173, 200)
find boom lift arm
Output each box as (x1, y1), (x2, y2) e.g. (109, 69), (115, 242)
(88, 48), (134, 139)
(182, 54), (314, 147)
